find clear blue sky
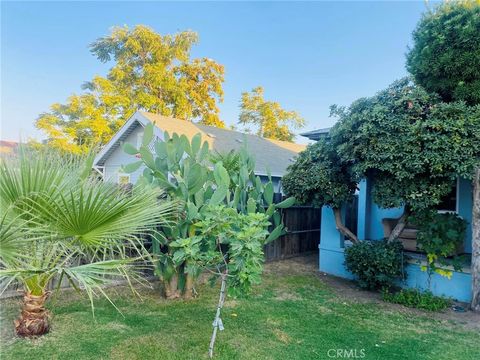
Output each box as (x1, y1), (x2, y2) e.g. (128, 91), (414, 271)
(1, 1), (428, 143)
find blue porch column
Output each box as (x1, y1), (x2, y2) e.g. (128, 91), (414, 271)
(356, 179), (371, 240)
(319, 205), (354, 279)
(458, 178), (473, 253)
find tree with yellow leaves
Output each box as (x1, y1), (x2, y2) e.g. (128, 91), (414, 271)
(37, 26), (225, 154)
(239, 87), (305, 142)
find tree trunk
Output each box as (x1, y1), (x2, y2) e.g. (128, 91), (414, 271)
(183, 273), (194, 300)
(14, 291), (50, 337)
(333, 207), (359, 243)
(471, 167), (480, 312)
(209, 271), (227, 358)
(388, 206), (411, 242)
(164, 273), (180, 300)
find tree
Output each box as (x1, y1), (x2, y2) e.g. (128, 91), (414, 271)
(37, 25), (225, 154)
(282, 138), (359, 242)
(406, 1), (480, 311)
(331, 78), (480, 242)
(406, 1), (480, 105)
(0, 149), (177, 337)
(473, 167), (480, 311)
(123, 124), (294, 299)
(239, 86), (305, 141)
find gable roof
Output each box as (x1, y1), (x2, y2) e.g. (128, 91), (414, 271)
(94, 111), (306, 177)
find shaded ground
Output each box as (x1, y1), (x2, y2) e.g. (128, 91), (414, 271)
(267, 254), (480, 331)
(1, 254), (479, 360)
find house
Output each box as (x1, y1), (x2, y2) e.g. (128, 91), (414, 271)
(302, 131), (474, 303)
(93, 111), (306, 191)
(0, 140), (19, 156)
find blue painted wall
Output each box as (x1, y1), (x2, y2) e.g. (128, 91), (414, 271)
(319, 177), (473, 302)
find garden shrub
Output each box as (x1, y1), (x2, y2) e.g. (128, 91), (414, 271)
(382, 288), (451, 311)
(345, 240), (405, 290)
(413, 211), (467, 283)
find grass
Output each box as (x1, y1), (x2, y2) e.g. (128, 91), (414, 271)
(1, 261), (479, 360)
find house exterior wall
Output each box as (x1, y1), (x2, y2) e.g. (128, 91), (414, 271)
(319, 177), (474, 302)
(103, 125), (146, 184)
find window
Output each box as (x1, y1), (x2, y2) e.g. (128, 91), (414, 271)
(436, 180), (458, 213)
(118, 173), (131, 186)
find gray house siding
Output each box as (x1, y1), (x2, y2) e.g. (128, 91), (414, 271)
(103, 125), (146, 184)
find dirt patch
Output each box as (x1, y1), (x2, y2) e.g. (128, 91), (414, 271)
(272, 328), (291, 344)
(274, 291), (301, 301)
(264, 253), (480, 332)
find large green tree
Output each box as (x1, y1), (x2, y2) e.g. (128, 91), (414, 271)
(332, 78), (480, 240)
(239, 86), (305, 142)
(406, 1), (480, 311)
(37, 26), (225, 154)
(282, 138), (359, 242)
(406, 0), (480, 105)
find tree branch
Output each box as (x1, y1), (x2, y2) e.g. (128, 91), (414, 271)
(387, 206), (411, 243)
(333, 207), (359, 243)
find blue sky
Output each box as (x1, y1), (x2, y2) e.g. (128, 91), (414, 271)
(1, 1), (428, 143)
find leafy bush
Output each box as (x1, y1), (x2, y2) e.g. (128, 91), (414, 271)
(383, 288), (451, 312)
(413, 211), (467, 282)
(415, 211), (467, 257)
(345, 240), (406, 290)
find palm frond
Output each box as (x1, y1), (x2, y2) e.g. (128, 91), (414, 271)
(61, 258), (150, 316)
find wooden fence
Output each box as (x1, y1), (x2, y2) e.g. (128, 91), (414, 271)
(264, 206), (321, 261)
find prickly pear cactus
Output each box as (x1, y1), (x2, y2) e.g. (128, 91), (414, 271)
(123, 123), (230, 298)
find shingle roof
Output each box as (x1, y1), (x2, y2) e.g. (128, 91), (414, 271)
(300, 128), (331, 141)
(140, 112), (306, 177)
(94, 111), (306, 177)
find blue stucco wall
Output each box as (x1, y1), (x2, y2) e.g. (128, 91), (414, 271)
(319, 178), (473, 302)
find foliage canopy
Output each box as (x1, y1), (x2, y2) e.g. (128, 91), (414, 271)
(239, 86), (305, 142)
(331, 78), (480, 212)
(406, 1), (480, 105)
(37, 25), (225, 154)
(282, 138), (356, 209)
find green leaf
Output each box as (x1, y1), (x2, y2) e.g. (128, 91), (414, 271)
(139, 147), (155, 169)
(263, 182), (274, 205)
(187, 202), (198, 220)
(247, 197), (256, 214)
(142, 123), (154, 146)
(275, 197), (296, 209)
(267, 225), (283, 243)
(186, 164), (205, 195)
(214, 163), (230, 187)
(123, 143), (138, 155)
(122, 161), (143, 174)
(209, 185), (228, 205)
(191, 133), (202, 154)
(265, 204), (275, 217)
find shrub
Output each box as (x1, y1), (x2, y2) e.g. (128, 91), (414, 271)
(382, 288), (451, 311)
(345, 240), (406, 290)
(415, 211), (466, 258)
(413, 211), (467, 283)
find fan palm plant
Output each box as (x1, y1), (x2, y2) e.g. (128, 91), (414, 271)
(0, 149), (178, 337)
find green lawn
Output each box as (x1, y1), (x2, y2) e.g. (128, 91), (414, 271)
(1, 259), (479, 360)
